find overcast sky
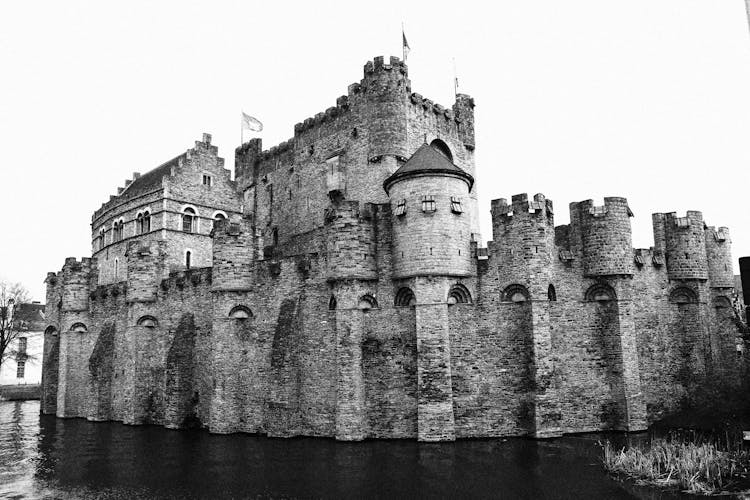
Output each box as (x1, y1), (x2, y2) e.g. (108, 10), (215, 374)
(2, 0), (749, 300)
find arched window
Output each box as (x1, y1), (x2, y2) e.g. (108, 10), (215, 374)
(228, 305), (253, 319)
(136, 212), (144, 234)
(328, 295), (337, 310)
(113, 220), (124, 242)
(669, 286), (698, 304)
(182, 207), (196, 233)
(585, 283), (616, 302)
(502, 284), (530, 303)
(185, 250), (191, 269)
(548, 284), (557, 301)
(272, 227), (279, 246)
(70, 323), (87, 333)
(430, 139), (453, 162)
(714, 296), (732, 310)
(395, 287), (416, 307)
(448, 284), (472, 304)
(137, 316), (158, 328)
(213, 212), (226, 230)
(358, 294), (378, 311)
(45, 326), (58, 337)
(98, 228), (105, 250)
(142, 210), (151, 233)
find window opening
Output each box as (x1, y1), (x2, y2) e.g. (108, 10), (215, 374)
(421, 195), (436, 213)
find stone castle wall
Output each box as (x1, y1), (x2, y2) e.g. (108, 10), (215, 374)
(40, 56), (744, 441)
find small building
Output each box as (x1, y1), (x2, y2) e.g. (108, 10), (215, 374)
(0, 302), (45, 385)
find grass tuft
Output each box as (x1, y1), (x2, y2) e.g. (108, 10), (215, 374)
(601, 430), (750, 495)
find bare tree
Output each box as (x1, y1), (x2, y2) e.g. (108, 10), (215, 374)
(0, 281), (31, 372)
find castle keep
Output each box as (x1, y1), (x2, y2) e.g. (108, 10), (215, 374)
(41, 56), (743, 441)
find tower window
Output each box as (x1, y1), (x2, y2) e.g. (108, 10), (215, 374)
(17, 337), (27, 354)
(421, 195), (436, 213)
(185, 250), (191, 269)
(450, 196), (463, 214)
(202, 174), (212, 186)
(98, 228), (105, 250)
(142, 211), (151, 233)
(113, 220), (124, 242)
(182, 208), (196, 233)
(395, 199), (407, 216)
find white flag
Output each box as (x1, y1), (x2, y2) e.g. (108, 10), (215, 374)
(242, 112), (263, 132)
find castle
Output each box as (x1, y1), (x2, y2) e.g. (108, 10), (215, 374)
(40, 56), (743, 441)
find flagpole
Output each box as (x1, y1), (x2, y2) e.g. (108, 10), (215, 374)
(402, 22), (405, 62)
(453, 58), (458, 97)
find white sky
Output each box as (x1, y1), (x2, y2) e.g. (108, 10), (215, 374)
(1, 0), (749, 301)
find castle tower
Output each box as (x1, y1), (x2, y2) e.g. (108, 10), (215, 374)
(384, 143), (475, 441)
(121, 240), (166, 425)
(652, 211), (709, 281)
(365, 56), (410, 175)
(55, 257), (93, 418)
(322, 200), (379, 440)
(490, 193), (561, 437)
(208, 216), (257, 434)
(568, 198), (647, 432)
(570, 198), (634, 277)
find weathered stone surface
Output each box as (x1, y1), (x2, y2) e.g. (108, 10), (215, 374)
(39, 56), (745, 442)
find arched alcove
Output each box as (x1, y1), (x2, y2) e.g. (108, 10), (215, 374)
(585, 283), (616, 302)
(395, 287), (416, 307)
(502, 284), (530, 303)
(669, 286), (698, 304)
(430, 138), (453, 162)
(228, 305), (253, 319)
(448, 284), (472, 305)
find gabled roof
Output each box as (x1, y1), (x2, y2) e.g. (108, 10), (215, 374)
(119, 154), (184, 200)
(383, 143), (474, 194)
(14, 303), (46, 331)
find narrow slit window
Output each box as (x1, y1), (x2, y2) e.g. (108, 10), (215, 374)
(395, 199), (407, 216)
(450, 196), (463, 214)
(185, 250), (191, 269)
(421, 195), (436, 213)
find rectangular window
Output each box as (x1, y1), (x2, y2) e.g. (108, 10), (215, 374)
(450, 196), (463, 214)
(202, 174), (212, 186)
(16, 360), (25, 379)
(421, 195), (436, 213)
(395, 199), (407, 216)
(18, 337), (27, 355)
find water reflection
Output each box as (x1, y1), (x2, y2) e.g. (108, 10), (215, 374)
(0, 401), (695, 499)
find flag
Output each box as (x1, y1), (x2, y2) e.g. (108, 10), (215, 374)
(402, 29), (410, 61)
(241, 112), (263, 132)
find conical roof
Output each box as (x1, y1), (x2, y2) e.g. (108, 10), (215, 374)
(383, 143), (474, 194)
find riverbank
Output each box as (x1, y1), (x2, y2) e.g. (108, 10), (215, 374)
(0, 384), (40, 401)
(602, 400), (750, 496)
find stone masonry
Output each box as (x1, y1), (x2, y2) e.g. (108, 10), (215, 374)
(40, 56), (744, 441)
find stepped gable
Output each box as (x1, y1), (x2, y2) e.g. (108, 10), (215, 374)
(383, 143), (474, 194)
(119, 154), (183, 199)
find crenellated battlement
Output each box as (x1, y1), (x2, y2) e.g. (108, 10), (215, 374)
(653, 211), (709, 280)
(570, 196), (634, 277)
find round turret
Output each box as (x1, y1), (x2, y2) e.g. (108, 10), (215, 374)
(365, 56), (409, 162)
(705, 226), (733, 287)
(571, 197), (634, 277)
(61, 258), (91, 312)
(660, 211), (709, 280)
(324, 200), (378, 281)
(385, 143), (473, 279)
(490, 193), (555, 291)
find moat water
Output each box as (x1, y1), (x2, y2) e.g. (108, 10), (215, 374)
(1, 401), (698, 499)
